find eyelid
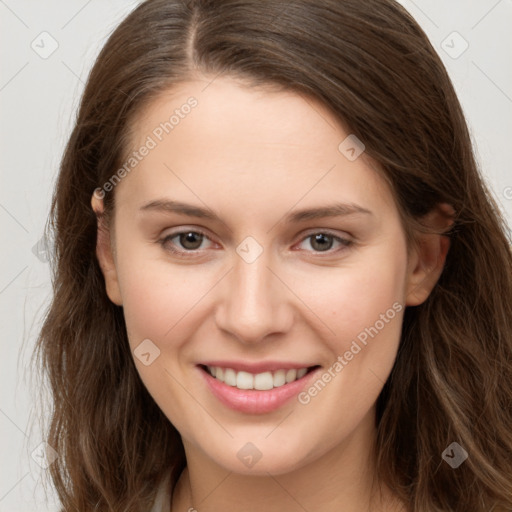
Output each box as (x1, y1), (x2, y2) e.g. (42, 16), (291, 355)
(297, 227), (352, 241)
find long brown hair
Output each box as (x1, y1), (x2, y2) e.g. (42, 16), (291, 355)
(34, 0), (512, 510)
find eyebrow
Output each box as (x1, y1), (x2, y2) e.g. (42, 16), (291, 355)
(139, 199), (373, 223)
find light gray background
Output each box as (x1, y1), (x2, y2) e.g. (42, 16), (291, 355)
(1, 1), (511, 510)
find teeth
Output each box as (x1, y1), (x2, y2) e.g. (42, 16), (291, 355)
(236, 371), (254, 390)
(254, 372), (273, 390)
(297, 368), (307, 379)
(273, 369), (286, 387)
(224, 368), (236, 387)
(206, 365), (311, 390)
(285, 369), (297, 383)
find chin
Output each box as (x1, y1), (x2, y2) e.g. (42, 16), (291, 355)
(203, 437), (317, 476)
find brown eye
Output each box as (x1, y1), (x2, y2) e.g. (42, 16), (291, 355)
(309, 233), (335, 252)
(296, 231), (352, 254)
(159, 229), (213, 257)
(175, 231), (204, 250)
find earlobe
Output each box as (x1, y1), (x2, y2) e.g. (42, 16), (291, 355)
(405, 203), (455, 306)
(91, 193), (123, 306)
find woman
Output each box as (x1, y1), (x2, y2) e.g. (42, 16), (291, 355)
(35, 0), (512, 510)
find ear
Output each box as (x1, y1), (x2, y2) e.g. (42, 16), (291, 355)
(405, 202), (455, 306)
(91, 192), (123, 306)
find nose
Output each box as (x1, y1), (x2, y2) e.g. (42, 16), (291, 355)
(215, 248), (294, 345)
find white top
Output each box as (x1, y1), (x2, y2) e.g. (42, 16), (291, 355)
(149, 472), (172, 512)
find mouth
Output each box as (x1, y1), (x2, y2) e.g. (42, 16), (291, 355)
(197, 363), (321, 414)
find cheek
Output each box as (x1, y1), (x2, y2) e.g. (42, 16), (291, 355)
(119, 260), (204, 346)
(290, 245), (407, 354)
(115, 237), (226, 365)
(115, 251), (212, 429)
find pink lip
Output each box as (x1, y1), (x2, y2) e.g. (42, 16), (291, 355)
(199, 360), (316, 374)
(197, 365), (321, 414)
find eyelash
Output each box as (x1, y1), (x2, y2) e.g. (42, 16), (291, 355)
(158, 228), (353, 258)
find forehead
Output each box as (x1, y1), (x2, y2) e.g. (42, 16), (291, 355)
(116, 76), (396, 221)
(131, 76), (346, 150)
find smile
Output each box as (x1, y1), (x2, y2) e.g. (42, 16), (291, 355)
(197, 364), (321, 414)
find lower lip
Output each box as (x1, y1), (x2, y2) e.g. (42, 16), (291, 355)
(198, 366), (320, 414)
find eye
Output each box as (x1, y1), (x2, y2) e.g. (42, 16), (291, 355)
(295, 231), (352, 254)
(159, 229), (214, 256)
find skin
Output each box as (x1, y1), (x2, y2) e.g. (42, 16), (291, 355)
(92, 75), (452, 511)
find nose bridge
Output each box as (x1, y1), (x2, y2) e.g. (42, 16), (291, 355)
(216, 242), (291, 344)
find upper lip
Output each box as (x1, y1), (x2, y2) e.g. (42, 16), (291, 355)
(198, 360), (319, 374)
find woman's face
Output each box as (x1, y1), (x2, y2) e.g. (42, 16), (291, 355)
(95, 76), (434, 475)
